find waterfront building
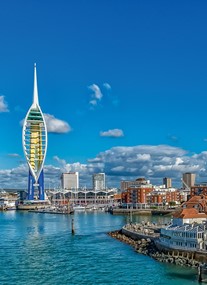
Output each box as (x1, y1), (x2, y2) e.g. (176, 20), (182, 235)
(48, 187), (118, 206)
(182, 173), (196, 189)
(121, 178), (153, 205)
(22, 64), (47, 200)
(190, 184), (207, 197)
(61, 172), (79, 190)
(178, 189), (190, 202)
(148, 188), (180, 205)
(158, 195), (207, 251)
(159, 222), (207, 251)
(163, 177), (172, 188)
(93, 173), (105, 191)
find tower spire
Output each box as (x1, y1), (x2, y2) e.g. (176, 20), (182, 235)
(32, 63), (39, 107)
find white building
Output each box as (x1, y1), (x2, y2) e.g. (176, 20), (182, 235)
(61, 172), (79, 190)
(159, 222), (206, 251)
(93, 173), (105, 191)
(158, 199), (207, 251)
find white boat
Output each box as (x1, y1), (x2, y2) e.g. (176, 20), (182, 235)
(73, 205), (85, 211)
(0, 198), (16, 210)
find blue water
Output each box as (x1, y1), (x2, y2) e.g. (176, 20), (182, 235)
(0, 211), (199, 285)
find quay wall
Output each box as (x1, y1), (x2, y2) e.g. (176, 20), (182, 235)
(109, 227), (206, 267)
(155, 241), (207, 264)
(111, 208), (174, 215)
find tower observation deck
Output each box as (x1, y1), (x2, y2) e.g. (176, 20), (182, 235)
(22, 64), (48, 200)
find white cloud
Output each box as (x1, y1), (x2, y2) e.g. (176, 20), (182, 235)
(88, 84), (103, 100)
(88, 84), (103, 107)
(8, 153), (20, 157)
(103, 83), (111, 90)
(3, 144), (207, 189)
(111, 166), (124, 172)
(167, 134), (179, 142)
(175, 157), (184, 165)
(44, 113), (71, 134)
(20, 113), (72, 134)
(53, 156), (87, 173)
(89, 99), (97, 106)
(100, 129), (124, 138)
(85, 145), (203, 186)
(0, 96), (9, 112)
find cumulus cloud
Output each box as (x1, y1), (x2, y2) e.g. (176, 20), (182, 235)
(0, 96), (9, 112)
(20, 113), (72, 134)
(53, 156), (87, 173)
(86, 145), (202, 186)
(44, 113), (71, 134)
(51, 145), (207, 188)
(88, 84), (103, 108)
(100, 129), (124, 138)
(53, 156), (90, 187)
(3, 144), (207, 189)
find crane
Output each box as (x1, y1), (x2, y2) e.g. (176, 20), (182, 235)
(181, 178), (191, 191)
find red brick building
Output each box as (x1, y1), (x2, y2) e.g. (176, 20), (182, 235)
(122, 186), (153, 204)
(149, 190), (181, 204)
(190, 185), (207, 197)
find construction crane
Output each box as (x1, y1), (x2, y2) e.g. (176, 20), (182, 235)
(181, 178), (191, 191)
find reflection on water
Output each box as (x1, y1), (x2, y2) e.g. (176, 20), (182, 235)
(0, 211), (199, 285)
(126, 212), (172, 225)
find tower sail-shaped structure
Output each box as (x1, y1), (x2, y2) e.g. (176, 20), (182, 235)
(22, 64), (48, 200)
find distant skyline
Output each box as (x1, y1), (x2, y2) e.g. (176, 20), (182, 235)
(1, 0), (207, 189)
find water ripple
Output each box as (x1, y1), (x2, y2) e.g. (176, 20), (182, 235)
(0, 212), (198, 285)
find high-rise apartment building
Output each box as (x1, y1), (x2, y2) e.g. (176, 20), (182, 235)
(163, 177), (172, 188)
(121, 179), (153, 204)
(61, 172), (79, 189)
(93, 173), (105, 190)
(182, 173), (196, 189)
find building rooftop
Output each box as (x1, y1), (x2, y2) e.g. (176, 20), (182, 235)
(173, 208), (207, 219)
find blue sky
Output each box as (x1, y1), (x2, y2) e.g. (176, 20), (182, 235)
(1, 0), (207, 189)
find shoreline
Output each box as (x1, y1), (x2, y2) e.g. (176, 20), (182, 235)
(108, 229), (200, 268)
(109, 208), (176, 216)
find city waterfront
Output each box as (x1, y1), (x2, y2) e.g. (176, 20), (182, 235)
(0, 211), (200, 285)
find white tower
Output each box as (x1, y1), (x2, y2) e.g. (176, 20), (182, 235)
(22, 64), (48, 200)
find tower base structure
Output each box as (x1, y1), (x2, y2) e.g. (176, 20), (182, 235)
(27, 169), (45, 200)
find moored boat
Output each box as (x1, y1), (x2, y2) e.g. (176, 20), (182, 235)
(72, 205), (86, 211)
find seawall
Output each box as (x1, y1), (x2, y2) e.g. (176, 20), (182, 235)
(108, 228), (205, 267)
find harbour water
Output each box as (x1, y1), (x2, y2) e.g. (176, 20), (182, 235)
(0, 211), (199, 285)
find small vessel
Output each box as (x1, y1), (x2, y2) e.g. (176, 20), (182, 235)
(72, 205), (85, 211)
(16, 200), (50, 210)
(0, 198), (16, 211)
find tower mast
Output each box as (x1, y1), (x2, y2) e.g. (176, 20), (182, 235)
(22, 64), (48, 201)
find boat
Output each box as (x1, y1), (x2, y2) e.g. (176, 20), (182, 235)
(72, 205), (86, 211)
(16, 200), (50, 210)
(0, 198), (16, 211)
